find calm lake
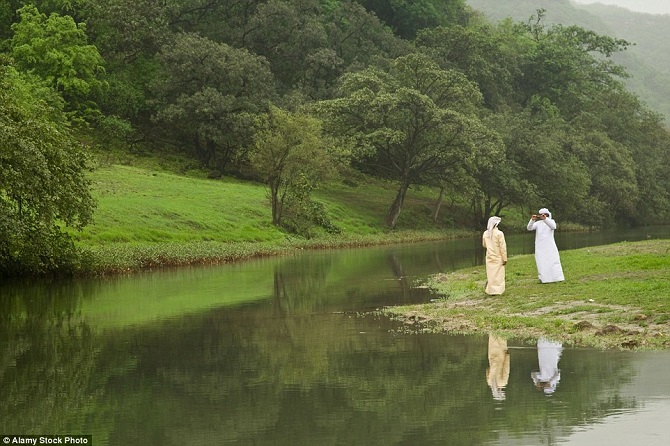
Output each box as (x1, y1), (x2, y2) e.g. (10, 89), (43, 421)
(2, 226), (670, 445)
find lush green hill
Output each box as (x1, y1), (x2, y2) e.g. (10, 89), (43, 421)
(466, 0), (670, 123)
(71, 154), (492, 274)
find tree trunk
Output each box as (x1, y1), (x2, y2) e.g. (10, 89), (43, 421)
(432, 186), (445, 222)
(270, 179), (281, 225)
(472, 196), (484, 228)
(386, 180), (410, 228)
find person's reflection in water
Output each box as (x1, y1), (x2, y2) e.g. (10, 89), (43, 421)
(487, 335), (510, 401)
(531, 338), (563, 395)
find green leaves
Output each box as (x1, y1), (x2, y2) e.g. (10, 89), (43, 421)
(250, 105), (336, 235)
(0, 61), (95, 275)
(10, 5), (105, 117)
(320, 53), (493, 227)
(154, 32), (276, 172)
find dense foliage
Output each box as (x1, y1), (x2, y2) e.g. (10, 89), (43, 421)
(467, 0), (670, 123)
(1, 0), (669, 274)
(0, 57), (95, 275)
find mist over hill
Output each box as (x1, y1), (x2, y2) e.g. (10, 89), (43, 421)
(466, 0), (670, 123)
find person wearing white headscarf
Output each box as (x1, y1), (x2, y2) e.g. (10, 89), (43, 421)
(527, 208), (564, 283)
(482, 216), (507, 295)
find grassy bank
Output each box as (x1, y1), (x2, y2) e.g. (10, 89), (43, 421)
(383, 239), (670, 350)
(72, 160), (481, 274)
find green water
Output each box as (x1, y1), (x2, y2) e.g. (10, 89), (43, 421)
(1, 228), (669, 445)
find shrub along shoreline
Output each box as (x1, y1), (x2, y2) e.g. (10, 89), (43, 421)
(383, 239), (670, 351)
(77, 229), (476, 276)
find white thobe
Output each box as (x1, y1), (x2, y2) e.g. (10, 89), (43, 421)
(527, 218), (564, 283)
(531, 338), (562, 394)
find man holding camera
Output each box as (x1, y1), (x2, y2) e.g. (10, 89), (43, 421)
(527, 208), (565, 283)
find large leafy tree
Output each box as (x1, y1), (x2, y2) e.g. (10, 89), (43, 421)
(577, 88), (670, 225)
(154, 32), (276, 173)
(415, 23), (520, 110)
(244, 0), (329, 93)
(469, 110), (534, 226)
(250, 105), (336, 234)
(320, 53), (496, 228)
(326, 0), (412, 66)
(356, 0), (468, 40)
(506, 99), (592, 221)
(9, 4), (106, 118)
(0, 59), (95, 275)
(517, 10), (630, 117)
(83, 0), (171, 62)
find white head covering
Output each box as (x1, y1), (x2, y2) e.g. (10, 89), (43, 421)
(487, 216), (501, 235)
(538, 208), (551, 219)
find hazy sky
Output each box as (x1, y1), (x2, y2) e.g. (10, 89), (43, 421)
(571, 0), (670, 15)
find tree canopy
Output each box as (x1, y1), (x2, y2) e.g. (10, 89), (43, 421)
(0, 58), (95, 275)
(319, 53), (500, 228)
(1, 0), (669, 273)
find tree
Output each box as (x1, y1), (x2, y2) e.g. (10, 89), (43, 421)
(83, 0), (171, 63)
(0, 59), (95, 275)
(244, 0), (328, 93)
(469, 111), (531, 227)
(9, 4), (106, 118)
(154, 32), (276, 173)
(249, 105), (336, 236)
(319, 53), (495, 228)
(356, 0), (468, 40)
(517, 10), (630, 117)
(576, 88), (670, 225)
(416, 24), (520, 110)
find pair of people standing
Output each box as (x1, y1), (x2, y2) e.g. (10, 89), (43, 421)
(482, 208), (564, 295)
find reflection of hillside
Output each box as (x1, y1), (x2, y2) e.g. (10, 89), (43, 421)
(3, 233), (668, 444)
(80, 305), (642, 445)
(268, 239), (485, 312)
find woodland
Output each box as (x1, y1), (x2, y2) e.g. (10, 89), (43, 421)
(468, 0), (670, 124)
(1, 0), (669, 274)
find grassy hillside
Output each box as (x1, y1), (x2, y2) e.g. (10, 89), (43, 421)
(72, 153), (497, 273)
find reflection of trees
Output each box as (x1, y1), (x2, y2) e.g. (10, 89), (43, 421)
(505, 346), (638, 445)
(97, 307), (496, 445)
(0, 280), (109, 437)
(270, 250), (434, 315)
(271, 254), (332, 314)
(0, 258), (646, 445)
(82, 304), (642, 446)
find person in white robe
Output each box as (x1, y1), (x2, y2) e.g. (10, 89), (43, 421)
(527, 208), (564, 283)
(531, 338), (563, 395)
(482, 216), (507, 295)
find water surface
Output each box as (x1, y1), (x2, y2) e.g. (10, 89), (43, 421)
(1, 227), (669, 445)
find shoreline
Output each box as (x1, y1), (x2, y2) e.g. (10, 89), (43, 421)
(383, 239), (670, 351)
(75, 229), (478, 276)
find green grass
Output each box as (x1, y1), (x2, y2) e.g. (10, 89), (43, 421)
(384, 239), (670, 350)
(70, 159), (479, 274)
(79, 165), (285, 244)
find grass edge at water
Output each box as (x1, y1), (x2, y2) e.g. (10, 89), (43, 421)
(383, 239), (670, 351)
